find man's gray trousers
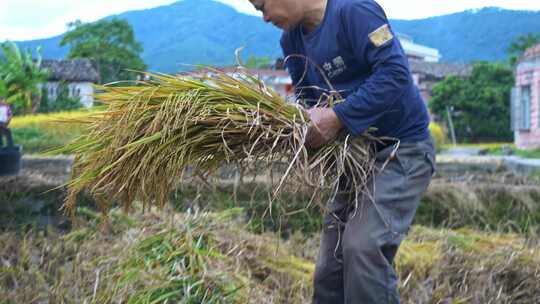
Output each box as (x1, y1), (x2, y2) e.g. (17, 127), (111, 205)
(313, 136), (436, 304)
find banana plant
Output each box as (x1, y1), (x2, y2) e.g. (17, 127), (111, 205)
(0, 79), (8, 99)
(0, 41), (49, 114)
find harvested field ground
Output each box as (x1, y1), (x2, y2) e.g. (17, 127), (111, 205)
(1, 208), (539, 303)
(1, 157), (540, 303)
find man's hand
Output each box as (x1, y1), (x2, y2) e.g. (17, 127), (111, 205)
(306, 107), (343, 149)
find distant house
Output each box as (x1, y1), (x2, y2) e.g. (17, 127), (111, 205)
(512, 44), (540, 149)
(228, 68), (293, 97)
(398, 34), (441, 63)
(195, 67), (295, 98)
(408, 59), (472, 103)
(41, 59), (99, 108)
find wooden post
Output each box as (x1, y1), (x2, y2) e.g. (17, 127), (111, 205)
(446, 106), (457, 147)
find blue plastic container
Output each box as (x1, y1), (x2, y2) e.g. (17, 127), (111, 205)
(0, 128), (22, 176)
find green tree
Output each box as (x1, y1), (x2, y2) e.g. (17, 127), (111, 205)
(508, 32), (540, 65)
(244, 56), (272, 69)
(60, 18), (147, 84)
(429, 62), (514, 143)
(0, 79), (8, 99)
(0, 41), (49, 114)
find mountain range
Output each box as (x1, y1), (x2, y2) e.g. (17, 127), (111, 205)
(14, 0), (540, 72)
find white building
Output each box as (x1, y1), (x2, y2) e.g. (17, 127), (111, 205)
(398, 34), (441, 63)
(41, 59), (99, 108)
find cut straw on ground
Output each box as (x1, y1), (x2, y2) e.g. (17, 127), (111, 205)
(2, 207), (539, 303)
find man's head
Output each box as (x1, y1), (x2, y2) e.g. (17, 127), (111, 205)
(248, 0), (304, 31)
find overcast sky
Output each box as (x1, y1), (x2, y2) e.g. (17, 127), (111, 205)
(1, 0), (539, 41)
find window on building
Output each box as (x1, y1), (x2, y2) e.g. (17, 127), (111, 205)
(521, 86), (531, 130)
(49, 85), (57, 99)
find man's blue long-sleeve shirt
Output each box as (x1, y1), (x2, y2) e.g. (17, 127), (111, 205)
(280, 0), (430, 143)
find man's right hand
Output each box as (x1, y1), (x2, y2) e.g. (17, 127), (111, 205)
(305, 107), (343, 149)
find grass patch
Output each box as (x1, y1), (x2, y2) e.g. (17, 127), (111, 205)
(417, 181), (540, 233)
(482, 145), (540, 159)
(531, 169), (540, 182)
(10, 110), (96, 128)
(517, 148), (540, 159)
(170, 182), (323, 237)
(10, 110), (94, 154)
(441, 142), (512, 150)
(11, 127), (83, 154)
(511, 148), (540, 159)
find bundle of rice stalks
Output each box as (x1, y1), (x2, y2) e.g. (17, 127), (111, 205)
(57, 69), (375, 214)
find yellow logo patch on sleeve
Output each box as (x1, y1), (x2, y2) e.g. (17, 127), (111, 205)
(368, 24), (393, 47)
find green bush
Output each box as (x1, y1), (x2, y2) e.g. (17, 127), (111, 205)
(12, 127), (68, 153)
(429, 122), (446, 153)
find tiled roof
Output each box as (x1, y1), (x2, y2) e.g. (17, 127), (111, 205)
(522, 44), (540, 60)
(41, 59), (99, 83)
(408, 59), (472, 79)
